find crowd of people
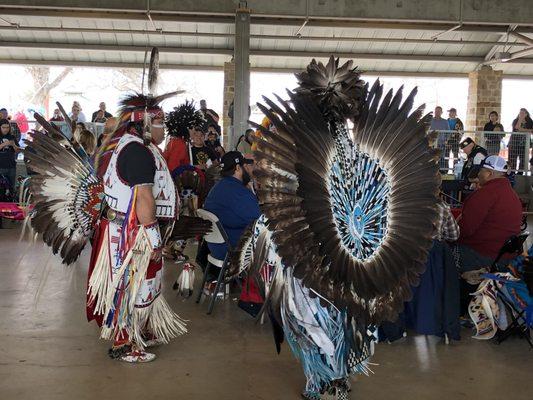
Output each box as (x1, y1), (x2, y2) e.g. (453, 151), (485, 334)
(1, 96), (530, 344)
(430, 106), (533, 171)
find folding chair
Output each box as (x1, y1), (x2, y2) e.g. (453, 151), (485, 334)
(488, 233), (529, 273)
(483, 233), (532, 347)
(195, 209), (232, 315)
(491, 276), (533, 348)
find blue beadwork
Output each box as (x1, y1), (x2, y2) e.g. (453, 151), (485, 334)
(329, 146), (390, 260)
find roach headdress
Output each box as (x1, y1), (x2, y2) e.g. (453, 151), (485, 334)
(252, 56), (441, 325)
(105, 48), (180, 145)
(166, 100), (206, 140)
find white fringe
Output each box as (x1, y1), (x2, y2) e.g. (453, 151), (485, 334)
(99, 227), (187, 349)
(87, 224), (111, 316)
(131, 296), (188, 350)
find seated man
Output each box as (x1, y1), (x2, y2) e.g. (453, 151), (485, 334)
(203, 151), (261, 297)
(457, 155), (523, 272)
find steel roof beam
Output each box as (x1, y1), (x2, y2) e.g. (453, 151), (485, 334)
(0, 57), (532, 79)
(2, 7), (533, 34)
(0, 24), (528, 47)
(0, 39), (490, 63)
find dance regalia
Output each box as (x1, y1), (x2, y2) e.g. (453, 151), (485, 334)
(86, 130), (186, 351)
(22, 48), (209, 358)
(230, 57), (441, 399)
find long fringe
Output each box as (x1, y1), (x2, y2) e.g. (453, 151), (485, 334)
(134, 295), (188, 349)
(100, 227), (152, 342)
(99, 227), (187, 349)
(87, 224), (112, 316)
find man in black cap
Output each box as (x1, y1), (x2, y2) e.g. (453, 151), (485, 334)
(460, 137), (487, 190)
(204, 151), (259, 260)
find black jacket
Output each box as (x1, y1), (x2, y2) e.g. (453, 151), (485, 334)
(461, 145), (488, 183)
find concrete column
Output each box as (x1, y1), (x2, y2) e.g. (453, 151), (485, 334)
(222, 61), (235, 148)
(232, 6), (251, 150)
(466, 65), (503, 135)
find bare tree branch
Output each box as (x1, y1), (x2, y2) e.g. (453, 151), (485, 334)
(25, 66), (73, 109)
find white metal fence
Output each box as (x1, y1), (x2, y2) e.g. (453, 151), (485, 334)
(433, 130), (532, 174)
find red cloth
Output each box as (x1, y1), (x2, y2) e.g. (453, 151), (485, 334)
(239, 277), (264, 304)
(458, 178), (522, 259)
(450, 207), (462, 220)
(14, 112), (28, 133)
(86, 219), (162, 327)
(163, 137), (190, 172)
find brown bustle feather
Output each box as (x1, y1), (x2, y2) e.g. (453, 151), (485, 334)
(250, 57), (440, 324)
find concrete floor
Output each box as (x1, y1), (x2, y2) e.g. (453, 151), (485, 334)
(0, 223), (531, 400)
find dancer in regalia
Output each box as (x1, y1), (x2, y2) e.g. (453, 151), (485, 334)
(230, 57), (441, 399)
(23, 48), (209, 363)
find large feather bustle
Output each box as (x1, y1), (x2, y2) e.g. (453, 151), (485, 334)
(252, 72), (440, 325)
(166, 100), (206, 139)
(24, 131), (102, 265)
(294, 56), (366, 122)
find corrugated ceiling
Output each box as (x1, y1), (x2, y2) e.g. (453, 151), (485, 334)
(0, 14), (532, 76)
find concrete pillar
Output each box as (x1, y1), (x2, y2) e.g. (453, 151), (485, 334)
(466, 65), (503, 135)
(232, 6), (251, 150)
(222, 61), (235, 148)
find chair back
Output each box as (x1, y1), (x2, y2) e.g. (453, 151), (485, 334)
(492, 233), (529, 268)
(196, 209), (231, 247)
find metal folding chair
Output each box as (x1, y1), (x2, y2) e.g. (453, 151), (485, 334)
(492, 276), (533, 348)
(489, 233), (529, 273)
(485, 233), (532, 347)
(195, 209), (232, 315)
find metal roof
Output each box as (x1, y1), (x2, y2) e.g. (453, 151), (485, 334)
(1, 13), (532, 77)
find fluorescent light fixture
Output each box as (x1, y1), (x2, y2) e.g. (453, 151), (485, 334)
(495, 51), (512, 62)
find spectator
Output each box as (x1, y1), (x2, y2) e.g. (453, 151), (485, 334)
(509, 108), (533, 171)
(190, 126), (218, 169)
(430, 106), (449, 131)
(73, 122), (86, 143)
(0, 119), (20, 196)
(69, 102), (87, 123)
(78, 129), (96, 158)
(91, 102), (112, 122)
(203, 151), (260, 302)
(483, 111), (505, 156)
(0, 108), (21, 144)
(205, 125), (225, 159)
(447, 108), (463, 131)
(199, 100), (220, 134)
(456, 155), (522, 272)
(49, 108), (64, 122)
(459, 137), (487, 190)
(253, 110), (278, 152)
(445, 108), (463, 167)
(237, 128), (254, 155)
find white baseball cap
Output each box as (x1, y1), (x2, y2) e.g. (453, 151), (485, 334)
(481, 155), (508, 172)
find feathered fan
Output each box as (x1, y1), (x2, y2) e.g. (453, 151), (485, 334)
(24, 130), (103, 264)
(252, 56), (441, 324)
